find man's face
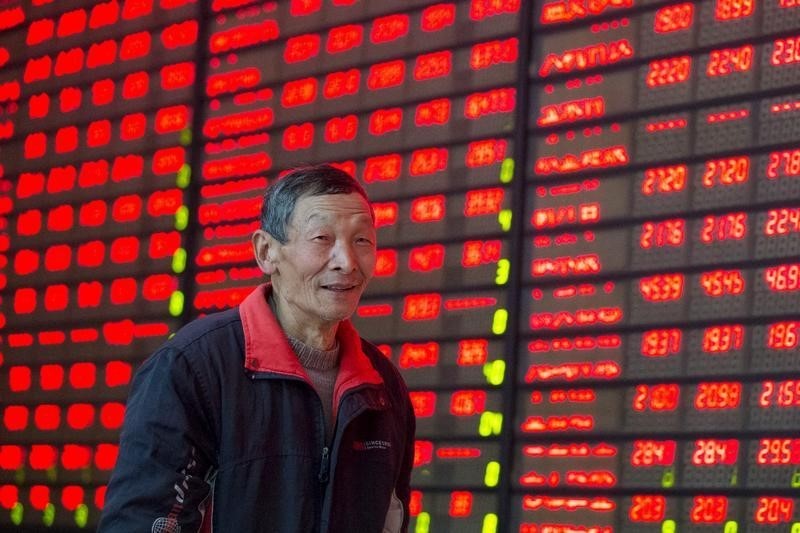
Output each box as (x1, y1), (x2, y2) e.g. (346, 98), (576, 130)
(254, 192), (377, 331)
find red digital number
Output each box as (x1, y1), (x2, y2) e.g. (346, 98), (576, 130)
(767, 322), (799, 349)
(759, 380), (800, 407)
(694, 382), (742, 410)
(642, 165), (687, 195)
(764, 264), (800, 292)
(702, 156), (749, 187)
(758, 439), (800, 465)
(767, 150), (800, 178)
(755, 497), (794, 524)
(700, 213), (747, 242)
(646, 56), (691, 87)
(631, 440), (676, 466)
(639, 274), (684, 302)
(633, 384), (679, 411)
(690, 496), (728, 523)
(707, 45), (754, 76)
(654, 3), (694, 33)
(772, 37), (800, 65)
(702, 325), (744, 353)
(715, 0), (755, 20)
(640, 219), (685, 248)
(629, 495), (666, 522)
(692, 439), (739, 465)
(765, 208), (800, 236)
(700, 270), (745, 297)
(640, 329), (682, 357)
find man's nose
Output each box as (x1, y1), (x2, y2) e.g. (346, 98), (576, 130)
(330, 240), (357, 271)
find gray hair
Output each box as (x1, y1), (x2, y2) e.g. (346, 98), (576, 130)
(259, 164), (372, 243)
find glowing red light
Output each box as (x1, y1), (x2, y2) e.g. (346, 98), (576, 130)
(100, 403), (125, 429)
(370, 14), (409, 43)
(153, 147), (186, 175)
(422, 4), (455, 31)
(367, 60), (405, 90)
(640, 329), (681, 357)
(87, 41), (117, 70)
(646, 56), (691, 87)
(628, 495), (666, 522)
(715, 0), (754, 20)
(364, 155), (402, 182)
(110, 195), (141, 223)
(700, 269), (745, 297)
(282, 123), (315, 151)
(27, 18), (55, 45)
(44, 284), (69, 311)
(467, 139), (507, 167)
(120, 31), (152, 61)
(462, 240), (501, 267)
(638, 274), (684, 302)
(540, 39), (633, 77)
(695, 382), (742, 410)
(402, 293), (442, 320)
(409, 392), (436, 417)
(0, 445), (24, 470)
(631, 440), (676, 466)
(756, 438), (800, 465)
(375, 249), (397, 277)
(14, 287), (37, 314)
(106, 361), (133, 388)
(414, 440), (433, 467)
(3, 406), (29, 431)
(61, 485), (85, 511)
(690, 496), (728, 523)
(67, 404), (96, 430)
(110, 277), (138, 304)
(161, 62), (195, 91)
(466, 88), (515, 120)
(369, 108), (402, 136)
(471, 0), (520, 20)
(415, 98), (451, 126)
(450, 391), (486, 416)
(410, 195), (445, 222)
(324, 115), (358, 143)
(69, 363), (96, 389)
(399, 343), (439, 369)
(471, 38), (518, 70)
(764, 264), (800, 292)
(449, 491), (473, 517)
(767, 322), (799, 349)
(326, 24), (362, 54)
(409, 148), (448, 176)
(414, 50), (452, 81)
(707, 45), (753, 76)
(290, 0), (321, 15)
(284, 34), (320, 63)
(122, 0), (153, 19)
(323, 69), (360, 99)
(55, 126), (78, 154)
(40, 365), (65, 390)
(90, 1), (119, 28)
(110, 237), (141, 264)
(408, 244), (444, 272)
(639, 219), (685, 248)
(464, 188), (504, 216)
(633, 383), (679, 411)
(755, 497), (794, 524)
(161, 20), (198, 49)
(55, 47), (85, 76)
(457, 339), (488, 365)
(95, 444), (118, 471)
(34, 404), (61, 431)
(654, 3), (694, 33)
(765, 208), (800, 235)
(692, 439), (739, 465)
(372, 202), (398, 228)
(642, 165), (687, 195)
(702, 324), (744, 353)
(28, 93), (50, 118)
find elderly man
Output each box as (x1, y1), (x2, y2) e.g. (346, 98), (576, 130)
(99, 164), (415, 532)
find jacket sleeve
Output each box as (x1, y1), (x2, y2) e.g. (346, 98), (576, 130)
(98, 347), (217, 532)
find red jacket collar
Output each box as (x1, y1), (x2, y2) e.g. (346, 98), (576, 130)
(239, 283), (384, 401)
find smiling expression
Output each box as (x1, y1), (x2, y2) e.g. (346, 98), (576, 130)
(253, 192), (376, 345)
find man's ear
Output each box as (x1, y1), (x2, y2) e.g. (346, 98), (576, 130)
(252, 229), (279, 275)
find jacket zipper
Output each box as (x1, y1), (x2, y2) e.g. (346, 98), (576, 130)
(318, 446), (330, 483)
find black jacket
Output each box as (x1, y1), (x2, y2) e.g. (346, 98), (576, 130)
(98, 284), (415, 532)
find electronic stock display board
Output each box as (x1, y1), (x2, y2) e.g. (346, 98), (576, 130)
(1, 0), (799, 531)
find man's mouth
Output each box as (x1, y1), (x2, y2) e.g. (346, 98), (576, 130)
(322, 283), (359, 292)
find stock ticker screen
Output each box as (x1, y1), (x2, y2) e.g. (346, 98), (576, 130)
(1, 0), (800, 531)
